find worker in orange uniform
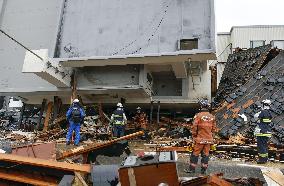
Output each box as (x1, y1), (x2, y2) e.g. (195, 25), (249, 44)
(133, 107), (148, 130)
(184, 99), (217, 174)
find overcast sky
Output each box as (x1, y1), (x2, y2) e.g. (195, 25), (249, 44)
(215, 0), (284, 32)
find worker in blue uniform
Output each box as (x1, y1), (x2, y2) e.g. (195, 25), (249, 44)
(110, 102), (127, 138)
(254, 99), (272, 164)
(66, 99), (85, 146)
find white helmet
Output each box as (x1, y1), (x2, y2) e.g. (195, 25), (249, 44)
(136, 107), (141, 110)
(262, 99), (271, 105)
(117, 102), (123, 108)
(73, 99), (79, 103)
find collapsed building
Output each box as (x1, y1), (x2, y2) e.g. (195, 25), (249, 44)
(0, 0), (216, 117)
(214, 44), (284, 144)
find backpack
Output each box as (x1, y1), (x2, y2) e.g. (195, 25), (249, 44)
(71, 107), (81, 123)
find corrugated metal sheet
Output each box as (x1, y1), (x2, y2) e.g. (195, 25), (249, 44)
(216, 33), (231, 62)
(231, 25), (284, 49)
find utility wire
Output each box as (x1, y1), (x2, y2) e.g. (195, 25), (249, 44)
(217, 43), (232, 59)
(0, 28), (70, 78)
(125, 0), (173, 55)
(0, 29), (43, 61)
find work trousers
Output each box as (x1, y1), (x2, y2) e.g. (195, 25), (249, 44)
(190, 143), (210, 168)
(257, 136), (269, 162)
(66, 123), (81, 145)
(113, 125), (125, 138)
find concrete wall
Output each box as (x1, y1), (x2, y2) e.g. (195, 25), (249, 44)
(187, 61), (211, 101)
(0, 0), (63, 93)
(57, 0), (215, 57)
(77, 65), (140, 88)
(216, 33), (231, 62)
(152, 71), (182, 96)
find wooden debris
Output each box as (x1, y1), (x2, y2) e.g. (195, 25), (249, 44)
(263, 171), (284, 186)
(0, 153), (91, 173)
(57, 131), (144, 160)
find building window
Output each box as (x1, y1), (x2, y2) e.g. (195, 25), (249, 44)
(250, 40), (265, 48)
(179, 39), (198, 50)
(271, 40), (284, 49)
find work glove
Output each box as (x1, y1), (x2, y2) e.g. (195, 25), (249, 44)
(253, 125), (261, 136)
(238, 113), (248, 122)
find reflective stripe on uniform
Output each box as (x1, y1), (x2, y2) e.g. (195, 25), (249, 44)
(262, 119), (271, 123)
(255, 133), (272, 137)
(259, 153), (268, 157)
(114, 115), (123, 118)
(114, 121), (124, 125)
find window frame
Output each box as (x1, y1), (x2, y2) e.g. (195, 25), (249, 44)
(250, 40), (265, 48)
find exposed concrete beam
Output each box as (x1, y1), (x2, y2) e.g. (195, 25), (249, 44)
(59, 50), (216, 67)
(22, 49), (71, 87)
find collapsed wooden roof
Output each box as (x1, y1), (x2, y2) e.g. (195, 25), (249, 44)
(215, 47), (284, 144)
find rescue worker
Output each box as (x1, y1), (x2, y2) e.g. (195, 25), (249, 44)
(66, 99), (85, 146)
(133, 107), (148, 130)
(254, 99), (272, 164)
(184, 99), (217, 174)
(110, 103), (127, 138)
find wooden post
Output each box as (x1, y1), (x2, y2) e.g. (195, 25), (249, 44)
(71, 71), (77, 103)
(43, 102), (53, 131)
(19, 103), (26, 128)
(53, 96), (59, 120)
(150, 101), (153, 124)
(38, 99), (47, 130)
(157, 101), (160, 124)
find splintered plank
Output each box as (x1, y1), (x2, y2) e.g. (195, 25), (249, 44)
(263, 171), (284, 186)
(57, 131), (144, 160)
(0, 153), (91, 173)
(43, 102), (53, 131)
(0, 168), (58, 186)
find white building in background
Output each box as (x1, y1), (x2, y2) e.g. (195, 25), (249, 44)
(216, 25), (284, 87)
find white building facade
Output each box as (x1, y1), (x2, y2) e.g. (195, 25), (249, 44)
(216, 25), (284, 87)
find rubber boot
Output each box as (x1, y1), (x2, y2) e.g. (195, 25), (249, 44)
(257, 157), (268, 164)
(184, 165), (196, 173)
(201, 166), (207, 174)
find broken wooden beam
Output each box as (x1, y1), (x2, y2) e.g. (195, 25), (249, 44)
(0, 153), (91, 173)
(43, 101), (53, 131)
(57, 131), (144, 160)
(0, 168), (58, 186)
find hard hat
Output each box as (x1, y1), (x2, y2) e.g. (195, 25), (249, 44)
(73, 99), (79, 103)
(136, 107), (141, 110)
(262, 99), (272, 105)
(117, 102), (123, 108)
(198, 99), (210, 108)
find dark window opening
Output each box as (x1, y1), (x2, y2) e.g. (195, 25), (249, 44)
(180, 39), (198, 50)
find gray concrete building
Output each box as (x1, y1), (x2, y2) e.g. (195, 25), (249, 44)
(0, 0), (216, 110)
